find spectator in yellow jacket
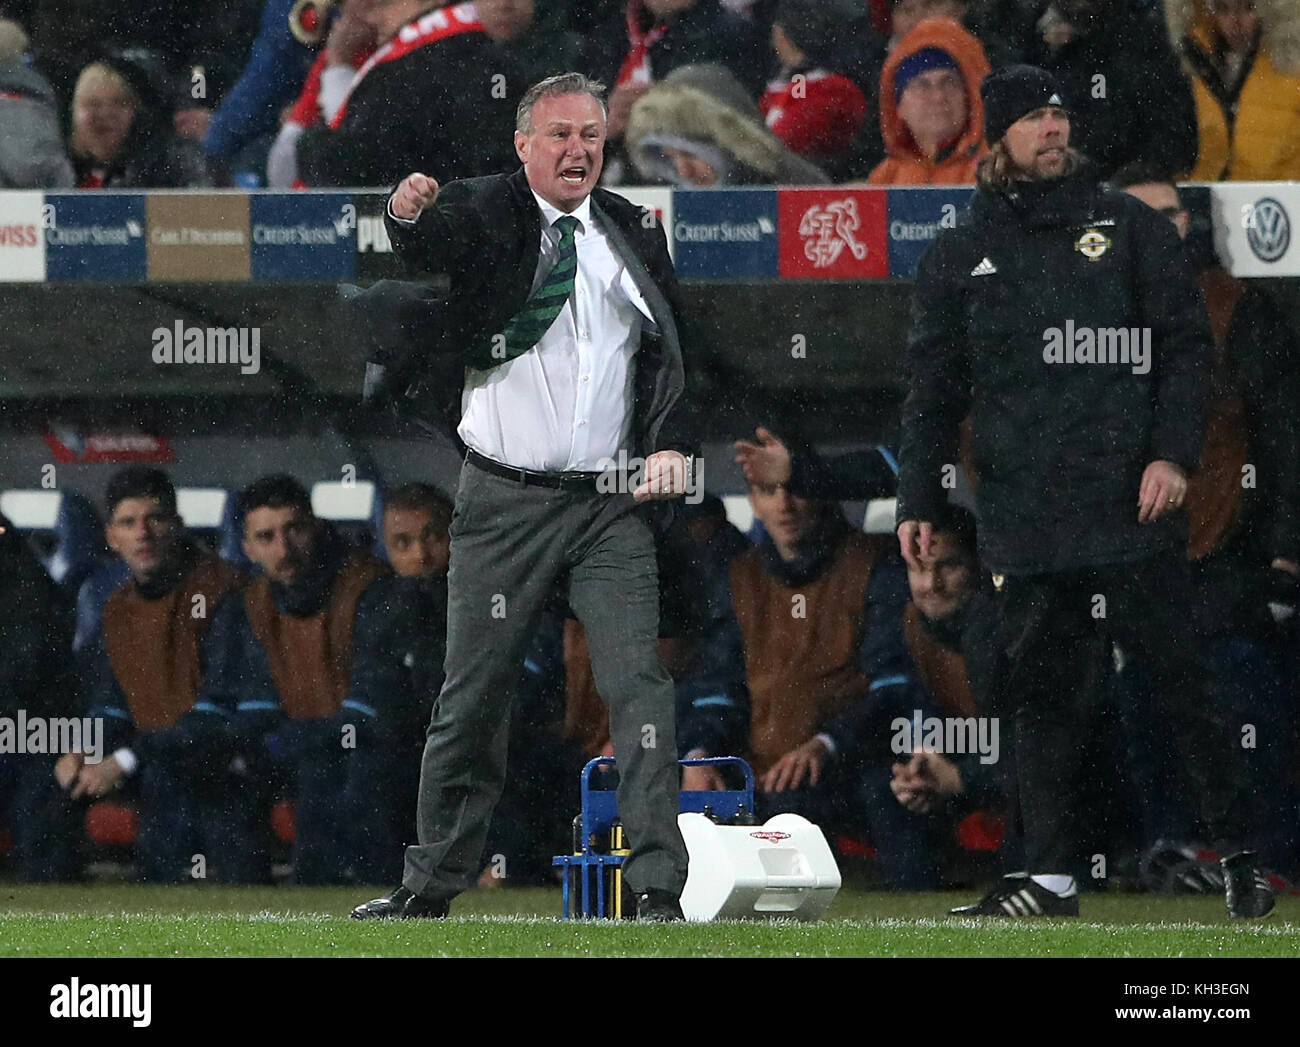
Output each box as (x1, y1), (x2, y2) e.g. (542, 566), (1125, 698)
(1165, 0), (1300, 180)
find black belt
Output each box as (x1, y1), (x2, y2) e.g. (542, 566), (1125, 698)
(465, 448), (612, 491)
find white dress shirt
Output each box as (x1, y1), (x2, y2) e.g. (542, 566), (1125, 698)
(391, 189), (658, 471)
(456, 191), (656, 471)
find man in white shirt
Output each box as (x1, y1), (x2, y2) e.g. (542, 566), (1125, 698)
(352, 72), (699, 921)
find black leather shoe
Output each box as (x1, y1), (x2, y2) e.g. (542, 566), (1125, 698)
(350, 885), (450, 920)
(1221, 851), (1275, 919)
(635, 889), (684, 922)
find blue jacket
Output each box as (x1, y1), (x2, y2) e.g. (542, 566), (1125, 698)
(678, 526), (920, 766)
(200, 561), (416, 763)
(83, 591), (239, 767)
(203, 0), (316, 163)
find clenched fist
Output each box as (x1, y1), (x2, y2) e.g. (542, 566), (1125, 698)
(392, 172), (440, 221)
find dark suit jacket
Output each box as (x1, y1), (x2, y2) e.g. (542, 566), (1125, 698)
(380, 165), (700, 461)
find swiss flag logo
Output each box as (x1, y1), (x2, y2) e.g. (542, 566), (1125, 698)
(779, 189), (888, 278)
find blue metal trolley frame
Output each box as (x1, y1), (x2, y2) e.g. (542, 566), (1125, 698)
(552, 756), (755, 919)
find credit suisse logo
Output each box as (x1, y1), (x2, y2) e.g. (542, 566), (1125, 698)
(672, 188), (778, 278)
(885, 187), (973, 278)
(43, 193), (147, 280)
(778, 189), (887, 278)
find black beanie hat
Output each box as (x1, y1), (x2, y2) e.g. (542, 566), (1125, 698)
(980, 64), (1066, 145)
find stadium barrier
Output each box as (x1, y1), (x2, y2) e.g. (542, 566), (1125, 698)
(0, 182), (1295, 283)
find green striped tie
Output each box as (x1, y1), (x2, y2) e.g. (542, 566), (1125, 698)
(493, 215), (580, 363)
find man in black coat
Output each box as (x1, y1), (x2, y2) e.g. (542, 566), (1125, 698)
(352, 72), (699, 921)
(0, 513), (80, 881)
(297, 1), (521, 187)
(896, 65), (1273, 919)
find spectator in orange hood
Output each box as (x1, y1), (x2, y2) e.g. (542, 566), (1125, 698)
(867, 18), (989, 185)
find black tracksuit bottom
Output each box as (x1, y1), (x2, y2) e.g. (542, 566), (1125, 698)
(994, 552), (1252, 874)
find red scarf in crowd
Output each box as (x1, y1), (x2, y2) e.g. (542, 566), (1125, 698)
(329, 2), (482, 129)
(614, 0), (670, 88)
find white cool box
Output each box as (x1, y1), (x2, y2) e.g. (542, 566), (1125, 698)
(676, 812), (841, 922)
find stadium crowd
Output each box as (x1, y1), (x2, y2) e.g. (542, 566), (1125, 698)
(0, 0), (1298, 189)
(0, 0), (1297, 895)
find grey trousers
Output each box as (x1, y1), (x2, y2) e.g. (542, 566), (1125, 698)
(402, 459), (689, 901)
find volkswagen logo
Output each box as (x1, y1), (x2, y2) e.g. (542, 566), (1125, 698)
(1247, 197), (1290, 263)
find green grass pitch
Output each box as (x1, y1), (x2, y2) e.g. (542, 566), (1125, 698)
(1, 885), (1296, 957)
